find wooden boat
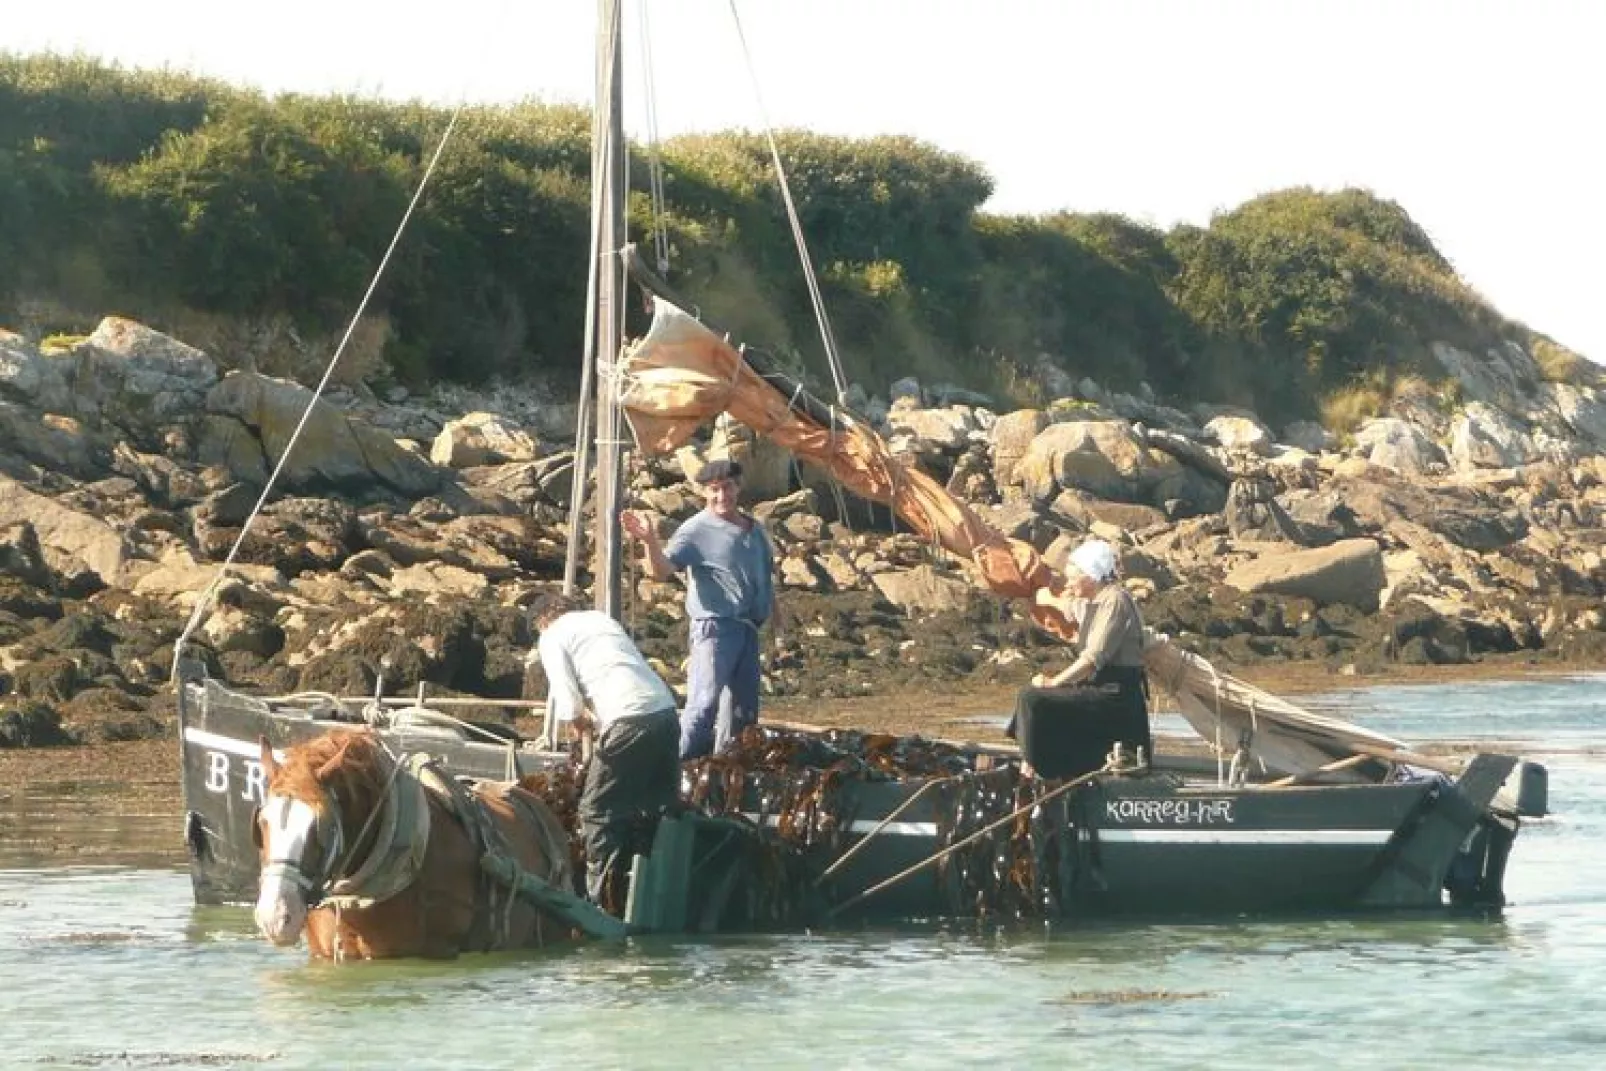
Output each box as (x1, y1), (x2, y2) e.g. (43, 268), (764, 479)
(173, 0), (1547, 931)
(177, 655), (1545, 923)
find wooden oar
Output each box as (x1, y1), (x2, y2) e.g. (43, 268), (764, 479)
(815, 776), (955, 886)
(1262, 753), (1374, 788)
(762, 717), (1020, 756)
(825, 761), (1115, 919)
(1344, 741), (1462, 776)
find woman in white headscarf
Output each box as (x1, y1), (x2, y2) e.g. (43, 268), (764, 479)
(1032, 539), (1146, 690)
(1011, 538), (1152, 775)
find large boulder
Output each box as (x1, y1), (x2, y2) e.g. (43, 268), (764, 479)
(1353, 417), (1446, 475)
(1014, 419), (1183, 505)
(73, 318), (219, 439)
(460, 453), (575, 511)
(1223, 538), (1386, 611)
(1143, 428), (1232, 484)
(1203, 414), (1274, 456)
(1332, 476), (1526, 552)
(1449, 402), (1538, 470)
(0, 403), (106, 478)
(430, 411), (541, 468)
(1281, 420), (1337, 453)
(887, 405), (977, 455)
(202, 372), (441, 497)
(0, 476), (130, 585)
(1224, 477), (1305, 543)
(1431, 340), (1541, 410)
(131, 547), (285, 609)
(387, 562), (491, 599)
(869, 564), (974, 615)
(1541, 383), (1606, 446)
(0, 332), (73, 412)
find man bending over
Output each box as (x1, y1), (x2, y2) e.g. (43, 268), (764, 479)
(527, 593), (680, 911)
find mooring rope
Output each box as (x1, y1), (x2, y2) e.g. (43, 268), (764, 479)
(635, 0), (672, 275)
(168, 104), (470, 685)
(726, 0), (851, 405)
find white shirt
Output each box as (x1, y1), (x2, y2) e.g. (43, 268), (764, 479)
(531, 611), (675, 733)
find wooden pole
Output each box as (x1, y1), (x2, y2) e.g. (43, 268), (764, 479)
(816, 775), (953, 884)
(591, 0), (627, 619)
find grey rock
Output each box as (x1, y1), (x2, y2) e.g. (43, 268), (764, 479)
(1449, 402), (1538, 470)
(75, 317), (219, 437)
(1281, 420), (1337, 453)
(1431, 340), (1540, 409)
(1203, 414), (1274, 456)
(1354, 417), (1446, 475)
(1223, 538), (1386, 611)
(870, 564), (974, 615)
(203, 372), (441, 497)
(889, 377), (923, 404)
(1224, 478), (1306, 544)
(430, 411), (542, 468)
(0, 333), (73, 412)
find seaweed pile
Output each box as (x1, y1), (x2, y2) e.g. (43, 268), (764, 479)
(927, 769), (1042, 919)
(520, 725), (1098, 925)
(685, 726), (1093, 923)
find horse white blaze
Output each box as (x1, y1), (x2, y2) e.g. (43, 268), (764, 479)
(254, 793), (318, 946)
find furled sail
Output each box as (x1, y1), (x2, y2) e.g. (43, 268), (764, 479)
(617, 297), (1072, 641)
(616, 297), (1410, 776)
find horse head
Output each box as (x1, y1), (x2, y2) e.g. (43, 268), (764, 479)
(252, 730), (391, 947)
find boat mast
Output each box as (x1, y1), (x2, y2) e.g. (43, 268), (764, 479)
(567, 0), (629, 617)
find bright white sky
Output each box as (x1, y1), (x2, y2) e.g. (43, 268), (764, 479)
(10, 0), (1602, 362)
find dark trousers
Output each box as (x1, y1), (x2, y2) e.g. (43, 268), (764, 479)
(579, 710), (680, 910)
(679, 617), (762, 760)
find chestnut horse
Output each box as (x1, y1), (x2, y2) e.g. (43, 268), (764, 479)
(253, 729), (579, 960)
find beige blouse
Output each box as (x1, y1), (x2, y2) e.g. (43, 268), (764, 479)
(1077, 583), (1146, 671)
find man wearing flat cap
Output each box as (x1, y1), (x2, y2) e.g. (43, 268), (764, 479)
(622, 458), (780, 760)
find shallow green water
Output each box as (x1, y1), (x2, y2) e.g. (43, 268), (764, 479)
(3, 676), (1603, 1070)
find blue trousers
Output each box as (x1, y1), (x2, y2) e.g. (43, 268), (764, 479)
(680, 617), (761, 760)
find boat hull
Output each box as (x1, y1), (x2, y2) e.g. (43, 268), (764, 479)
(179, 678), (1518, 919)
(788, 774), (1511, 920)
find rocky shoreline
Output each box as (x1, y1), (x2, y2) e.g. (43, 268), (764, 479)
(1, 316), (1603, 755)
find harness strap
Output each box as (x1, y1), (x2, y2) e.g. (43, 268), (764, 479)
(487, 782), (575, 893)
(321, 761), (431, 911)
(411, 758), (523, 949)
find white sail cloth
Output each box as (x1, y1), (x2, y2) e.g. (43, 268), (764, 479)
(1142, 634), (1407, 779)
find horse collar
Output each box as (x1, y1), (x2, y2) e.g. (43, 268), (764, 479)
(321, 759), (433, 910)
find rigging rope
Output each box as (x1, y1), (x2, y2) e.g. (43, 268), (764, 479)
(636, 0), (672, 275)
(168, 106), (468, 684)
(727, 0), (852, 405)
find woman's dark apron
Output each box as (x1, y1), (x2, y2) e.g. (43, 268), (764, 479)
(1006, 664), (1153, 779)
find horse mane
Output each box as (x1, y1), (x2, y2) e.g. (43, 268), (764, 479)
(270, 729), (392, 813)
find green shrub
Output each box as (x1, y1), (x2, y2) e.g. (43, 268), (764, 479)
(0, 54), (1540, 426)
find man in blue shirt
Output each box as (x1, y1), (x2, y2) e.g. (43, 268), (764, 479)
(622, 458), (781, 760)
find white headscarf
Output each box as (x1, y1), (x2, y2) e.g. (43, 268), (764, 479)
(1068, 539), (1119, 584)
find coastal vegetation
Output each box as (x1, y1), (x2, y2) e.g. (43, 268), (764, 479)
(0, 54), (1587, 423)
